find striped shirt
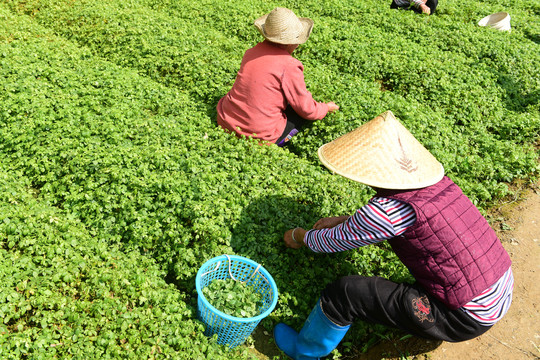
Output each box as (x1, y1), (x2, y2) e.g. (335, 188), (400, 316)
(304, 197), (513, 325)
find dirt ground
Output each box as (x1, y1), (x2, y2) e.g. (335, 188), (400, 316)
(249, 180), (540, 360)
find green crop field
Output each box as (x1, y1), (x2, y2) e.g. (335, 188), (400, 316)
(0, 0), (538, 358)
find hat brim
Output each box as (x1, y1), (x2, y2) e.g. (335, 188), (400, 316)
(254, 14), (314, 44)
(318, 147), (444, 189)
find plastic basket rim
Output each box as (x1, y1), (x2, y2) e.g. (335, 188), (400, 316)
(196, 254), (279, 323)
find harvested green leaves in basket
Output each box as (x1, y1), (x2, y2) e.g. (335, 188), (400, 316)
(202, 278), (264, 318)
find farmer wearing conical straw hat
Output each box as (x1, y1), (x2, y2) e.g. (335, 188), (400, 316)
(217, 7), (339, 147)
(274, 111), (513, 359)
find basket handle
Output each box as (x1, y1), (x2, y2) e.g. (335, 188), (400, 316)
(224, 254), (261, 284)
(200, 255), (262, 284)
(199, 261), (222, 278)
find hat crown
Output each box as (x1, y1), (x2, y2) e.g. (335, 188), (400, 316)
(254, 7), (314, 45)
(263, 8), (303, 40)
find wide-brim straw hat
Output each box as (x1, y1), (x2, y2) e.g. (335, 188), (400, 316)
(318, 111), (444, 190)
(254, 7), (314, 45)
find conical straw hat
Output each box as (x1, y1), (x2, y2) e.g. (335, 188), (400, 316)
(254, 8), (314, 45)
(318, 111), (444, 189)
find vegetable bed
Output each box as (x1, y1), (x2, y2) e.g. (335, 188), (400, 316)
(0, 0), (538, 358)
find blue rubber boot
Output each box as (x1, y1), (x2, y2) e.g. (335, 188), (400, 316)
(274, 299), (351, 359)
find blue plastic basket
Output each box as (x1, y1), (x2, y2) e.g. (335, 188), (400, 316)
(196, 255), (278, 348)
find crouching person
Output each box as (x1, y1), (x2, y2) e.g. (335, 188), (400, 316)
(217, 7), (339, 147)
(274, 111), (513, 359)
(391, 0), (438, 15)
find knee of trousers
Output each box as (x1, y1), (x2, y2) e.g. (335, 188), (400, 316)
(320, 275), (373, 326)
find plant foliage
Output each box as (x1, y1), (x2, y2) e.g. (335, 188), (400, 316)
(0, 0), (538, 358)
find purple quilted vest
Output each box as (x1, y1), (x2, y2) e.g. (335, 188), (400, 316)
(380, 176), (511, 309)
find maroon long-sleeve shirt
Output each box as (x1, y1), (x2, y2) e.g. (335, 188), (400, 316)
(217, 40), (328, 143)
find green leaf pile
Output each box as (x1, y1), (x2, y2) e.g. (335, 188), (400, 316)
(202, 279), (264, 318)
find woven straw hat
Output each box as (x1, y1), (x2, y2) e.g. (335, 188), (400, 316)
(254, 8), (314, 45)
(318, 111), (444, 190)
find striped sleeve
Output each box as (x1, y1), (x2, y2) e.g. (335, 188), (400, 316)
(304, 197), (416, 253)
(461, 268), (514, 325)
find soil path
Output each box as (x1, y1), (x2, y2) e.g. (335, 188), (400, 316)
(355, 182), (540, 360)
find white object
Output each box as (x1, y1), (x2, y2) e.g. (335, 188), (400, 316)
(478, 12), (511, 31)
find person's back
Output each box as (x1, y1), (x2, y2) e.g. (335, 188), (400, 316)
(382, 176), (512, 309)
(217, 41), (304, 142)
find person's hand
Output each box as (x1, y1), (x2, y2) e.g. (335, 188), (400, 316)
(283, 228), (306, 249)
(312, 216), (349, 230)
(326, 102), (339, 113)
(419, 4), (430, 14)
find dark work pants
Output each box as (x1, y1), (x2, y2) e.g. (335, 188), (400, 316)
(275, 106), (307, 147)
(320, 276), (491, 342)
